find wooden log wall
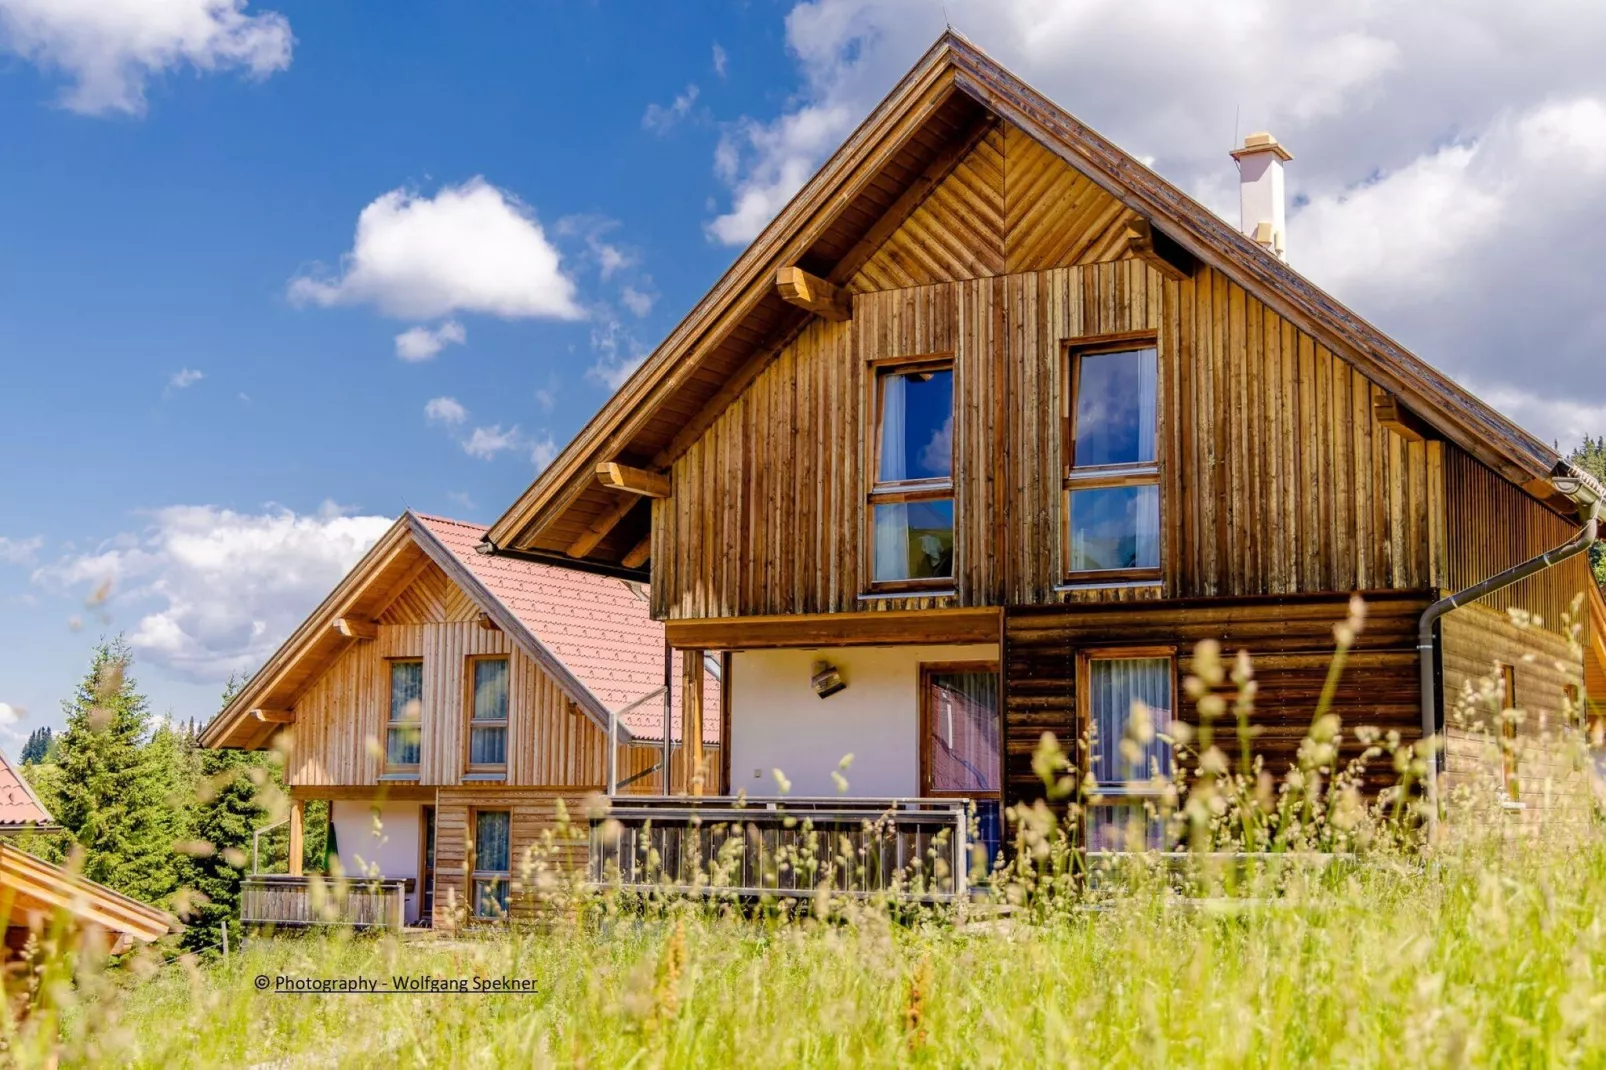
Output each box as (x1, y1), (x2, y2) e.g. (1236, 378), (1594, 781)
(1001, 592), (1433, 812)
(1445, 446), (1593, 634)
(1440, 605), (1589, 821)
(287, 561), (618, 789)
(653, 261), (1446, 619)
(431, 788), (592, 928)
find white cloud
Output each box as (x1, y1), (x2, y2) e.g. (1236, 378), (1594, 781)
(712, 42), (728, 79)
(529, 435), (559, 472)
(394, 320), (466, 362)
(587, 309), (649, 390)
(424, 396), (467, 425)
(289, 178), (583, 321)
(705, 0), (1606, 447)
(0, 0), (293, 115)
(168, 367), (204, 389)
(0, 536), (43, 565)
(620, 286), (655, 317)
(0, 703), (20, 726)
(644, 83), (700, 133)
(462, 424), (523, 460)
(32, 504), (392, 682)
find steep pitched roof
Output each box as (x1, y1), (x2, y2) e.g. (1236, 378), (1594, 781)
(0, 751), (53, 831)
(201, 512), (717, 750)
(0, 844), (170, 951)
(486, 30), (1599, 566)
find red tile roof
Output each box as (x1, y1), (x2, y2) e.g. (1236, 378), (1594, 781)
(0, 751), (53, 829)
(414, 514), (719, 744)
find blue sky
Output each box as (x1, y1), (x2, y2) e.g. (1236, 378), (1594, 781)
(3, 1), (1606, 746)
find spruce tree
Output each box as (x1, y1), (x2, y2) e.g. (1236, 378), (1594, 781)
(18, 727), (52, 765)
(51, 639), (186, 904)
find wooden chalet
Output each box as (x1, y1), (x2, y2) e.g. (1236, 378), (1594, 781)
(477, 31), (1606, 888)
(0, 751), (170, 960)
(200, 512), (718, 927)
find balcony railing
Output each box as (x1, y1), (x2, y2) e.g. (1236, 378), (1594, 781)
(589, 796), (974, 902)
(240, 875), (414, 929)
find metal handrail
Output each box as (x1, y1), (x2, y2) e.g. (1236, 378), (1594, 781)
(251, 817), (288, 875)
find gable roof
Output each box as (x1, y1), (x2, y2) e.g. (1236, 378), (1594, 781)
(0, 843), (171, 951)
(200, 512), (717, 751)
(0, 751), (53, 832)
(486, 30), (1601, 567)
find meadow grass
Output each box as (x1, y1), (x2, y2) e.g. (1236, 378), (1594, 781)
(14, 832), (1606, 1069)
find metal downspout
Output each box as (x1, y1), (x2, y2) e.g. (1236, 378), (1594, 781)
(1418, 495), (1599, 834)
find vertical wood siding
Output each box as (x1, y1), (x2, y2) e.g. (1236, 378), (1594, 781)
(1445, 446), (1593, 633)
(431, 788), (593, 928)
(287, 561), (622, 789)
(655, 260), (1446, 618)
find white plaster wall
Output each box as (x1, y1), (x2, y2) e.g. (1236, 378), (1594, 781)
(331, 800), (424, 924)
(728, 644), (998, 798)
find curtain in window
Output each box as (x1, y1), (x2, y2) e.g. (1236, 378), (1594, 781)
(1133, 484), (1159, 568)
(878, 373), (907, 482)
(390, 661), (423, 722)
(1088, 657), (1172, 788)
(474, 811), (510, 873)
(473, 659), (509, 721)
(926, 671), (999, 792)
(1136, 348), (1157, 464)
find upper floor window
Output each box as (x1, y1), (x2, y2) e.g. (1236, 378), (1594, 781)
(1064, 342), (1160, 582)
(385, 660), (422, 774)
(870, 359), (954, 590)
(467, 657), (509, 774)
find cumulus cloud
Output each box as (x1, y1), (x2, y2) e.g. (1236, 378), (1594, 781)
(289, 178), (583, 321)
(168, 368), (204, 389)
(0, 703), (20, 726)
(394, 320), (466, 362)
(712, 42), (728, 79)
(704, 0), (1606, 446)
(32, 504), (392, 681)
(461, 424), (522, 460)
(644, 83), (700, 133)
(0, 0), (293, 115)
(423, 396), (467, 425)
(620, 286), (655, 317)
(0, 536), (43, 566)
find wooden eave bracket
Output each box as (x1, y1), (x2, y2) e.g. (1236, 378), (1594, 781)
(775, 266), (852, 322)
(1121, 219), (1197, 281)
(250, 708), (294, 725)
(596, 462), (671, 499)
(332, 617), (378, 641)
(476, 611), (501, 632)
(621, 535), (652, 570)
(1373, 393), (1434, 444)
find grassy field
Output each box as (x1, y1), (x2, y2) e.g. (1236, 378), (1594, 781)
(9, 834), (1606, 1069)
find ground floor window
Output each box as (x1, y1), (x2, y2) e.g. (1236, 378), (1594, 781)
(472, 809), (511, 918)
(1078, 648), (1175, 850)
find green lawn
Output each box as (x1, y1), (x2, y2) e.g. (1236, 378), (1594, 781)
(20, 836), (1606, 1069)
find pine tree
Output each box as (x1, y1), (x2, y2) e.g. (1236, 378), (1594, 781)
(1569, 436), (1606, 593)
(18, 727), (52, 765)
(50, 639), (187, 904)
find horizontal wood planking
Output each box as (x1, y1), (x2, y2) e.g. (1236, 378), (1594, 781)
(654, 259), (1446, 618)
(431, 788), (593, 928)
(1445, 445), (1593, 634)
(1440, 604), (1589, 818)
(288, 561), (624, 790)
(1002, 592), (1434, 812)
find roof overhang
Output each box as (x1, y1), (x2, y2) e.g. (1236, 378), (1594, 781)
(487, 31), (1572, 565)
(0, 844), (171, 946)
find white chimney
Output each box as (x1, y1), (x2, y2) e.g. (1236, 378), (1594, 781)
(1230, 132), (1292, 260)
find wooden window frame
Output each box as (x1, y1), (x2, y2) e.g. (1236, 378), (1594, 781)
(468, 807), (512, 921)
(865, 354), (957, 594)
(419, 804), (435, 924)
(1062, 333), (1163, 585)
(1499, 663), (1520, 802)
(917, 661), (1003, 807)
(384, 658), (423, 778)
(463, 655), (510, 778)
(1076, 646), (1178, 796)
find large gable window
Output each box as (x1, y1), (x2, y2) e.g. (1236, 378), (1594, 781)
(1064, 341), (1160, 582)
(870, 358), (954, 590)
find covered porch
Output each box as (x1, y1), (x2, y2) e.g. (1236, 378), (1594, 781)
(595, 608), (1005, 899)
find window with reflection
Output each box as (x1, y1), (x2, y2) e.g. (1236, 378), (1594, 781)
(870, 360), (955, 588)
(919, 663), (1002, 872)
(471, 809), (511, 918)
(1065, 343), (1160, 581)
(386, 660), (422, 773)
(467, 657), (508, 774)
